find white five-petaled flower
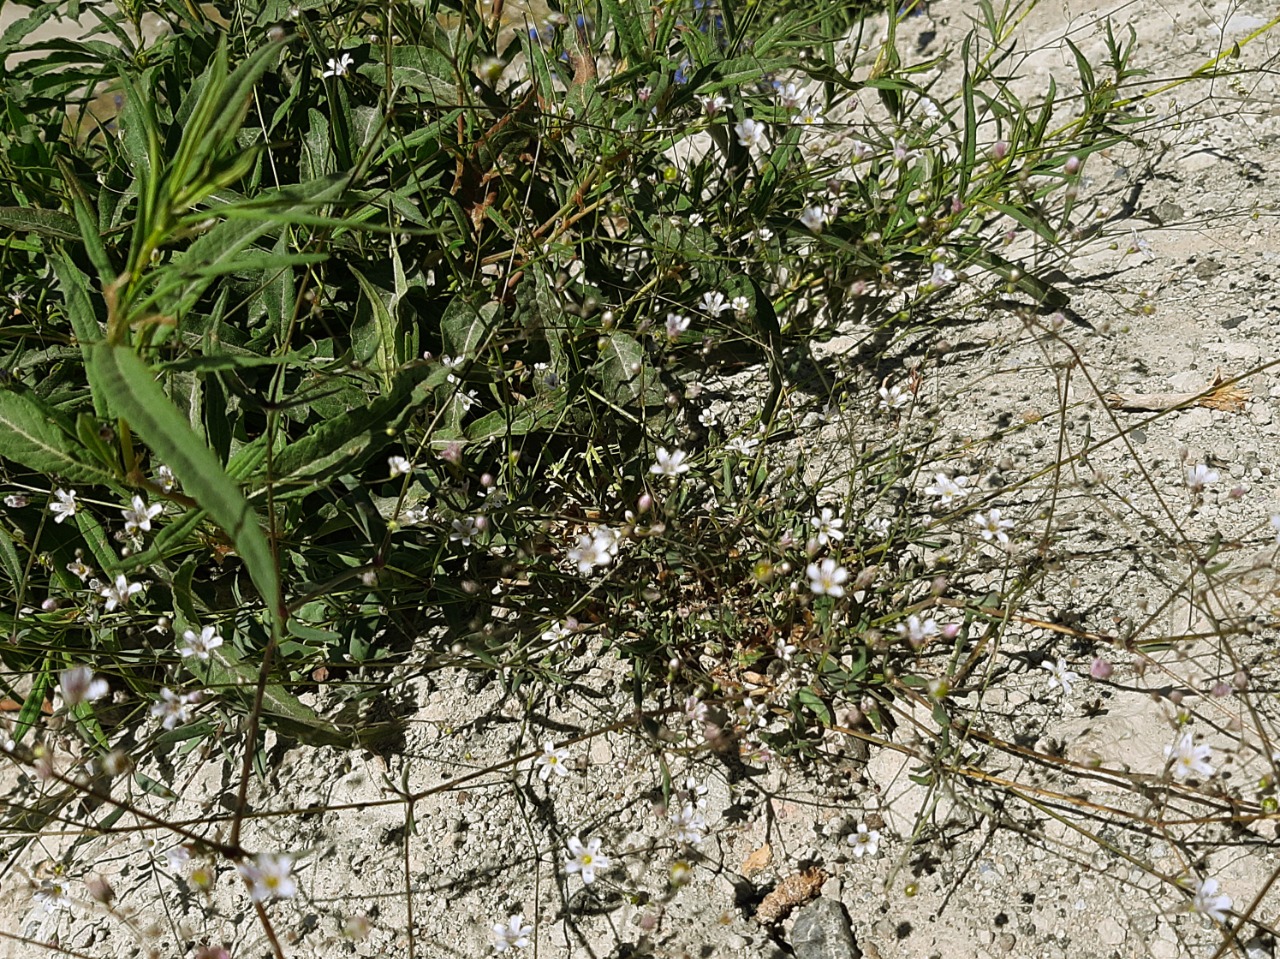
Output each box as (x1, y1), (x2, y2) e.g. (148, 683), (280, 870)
(650, 447), (690, 478)
(122, 494), (163, 535)
(972, 509), (1014, 545)
(806, 558), (848, 597)
(59, 666), (109, 706)
(734, 118), (768, 152)
(1165, 732), (1214, 782)
(924, 473), (970, 507)
(775, 635), (797, 662)
(151, 687), (200, 729)
(699, 94), (728, 118)
(879, 383), (910, 411)
(799, 206), (828, 232)
(179, 626), (224, 661)
(668, 802), (707, 845)
(1188, 877), (1232, 923)
(567, 527), (618, 576)
(724, 434), (760, 457)
(897, 615), (939, 648)
(155, 464), (177, 492)
(535, 742), (570, 781)
(564, 836), (610, 885)
(1041, 658), (1078, 696)
(321, 52), (354, 79)
(847, 823), (880, 858)
(34, 879), (72, 913)
(493, 913), (533, 951)
(777, 82), (805, 109)
(100, 573), (143, 612)
(450, 516), (483, 546)
(730, 295), (751, 317)
(810, 507), (844, 546)
(699, 291), (728, 316)
(238, 852), (297, 902)
(1185, 463), (1219, 492)
(665, 312), (691, 338)
(388, 456), (413, 477)
(928, 262), (956, 290)
(50, 488), (77, 524)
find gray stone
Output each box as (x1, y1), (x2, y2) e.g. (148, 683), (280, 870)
(790, 898), (861, 959)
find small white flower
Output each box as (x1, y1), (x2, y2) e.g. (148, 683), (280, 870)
(164, 845), (192, 873)
(1165, 732), (1214, 782)
(1185, 464), (1219, 492)
(100, 573), (143, 612)
(665, 312), (691, 338)
(775, 635), (797, 661)
(493, 913), (533, 951)
(59, 666), (109, 706)
(879, 384), (910, 411)
(799, 206), (828, 232)
(1188, 877), (1232, 923)
(122, 494), (163, 535)
(540, 621), (573, 651)
(810, 508), (844, 546)
(151, 687), (200, 729)
(4, 493), (28, 508)
(699, 94), (728, 118)
(564, 836), (610, 884)
(321, 52), (354, 78)
(1041, 658), (1078, 696)
(668, 803), (707, 845)
(699, 291), (728, 316)
(807, 558), (848, 597)
(924, 473), (970, 507)
(50, 488), (77, 524)
(238, 852), (297, 902)
(792, 108), (824, 126)
(388, 456), (413, 477)
(650, 447), (690, 478)
(754, 226), (774, 243)
(777, 82), (805, 109)
(928, 262), (956, 289)
(847, 823), (880, 858)
(972, 509), (1014, 545)
(67, 559), (93, 581)
(34, 879), (72, 913)
(865, 516), (892, 537)
(535, 742), (570, 781)
(685, 695), (708, 724)
(725, 434), (761, 457)
(896, 615), (938, 648)
(734, 118), (768, 152)
(730, 295), (751, 318)
(179, 626), (224, 661)
(567, 529), (614, 576)
(155, 465), (177, 492)
(450, 516), (483, 546)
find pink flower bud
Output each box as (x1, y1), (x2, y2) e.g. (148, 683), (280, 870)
(992, 140), (1009, 160)
(1065, 155), (1082, 175)
(1089, 657), (1113, 680)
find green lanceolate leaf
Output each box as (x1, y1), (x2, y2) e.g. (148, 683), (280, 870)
(0, 388), (118, 486)
(0, 206), (81, 240)
(265, 366), (435, 496)
(88, 342), (282, 621)
(351, 267), (401, 395)
(598, 331), (663, 409)
(52, 251), (109, 417)
(182, 635), (349, 747)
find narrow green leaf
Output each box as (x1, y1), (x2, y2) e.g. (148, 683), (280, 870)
(88, 343), (281, 621)
(0, 389), (117, 486)
(0, 206), (81, 240)
(55, 156), (115, 280)
(352, 267), (400, 395)
(264, 367), (434, 495)
(13, 662), (53, 745)
(187, 641), (348, 747)
(52, 251), (108, 417)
